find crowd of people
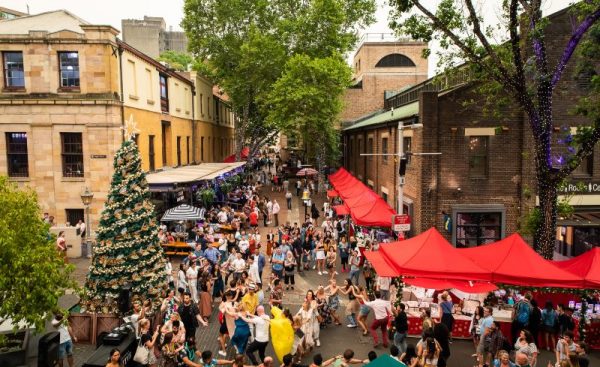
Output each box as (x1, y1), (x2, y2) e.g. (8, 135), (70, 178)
(53, 154), (596, 367)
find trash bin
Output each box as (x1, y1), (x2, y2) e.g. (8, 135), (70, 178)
(81, 241), (88, 258)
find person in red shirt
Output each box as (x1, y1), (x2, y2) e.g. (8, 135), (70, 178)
(249, 208), (259, 228)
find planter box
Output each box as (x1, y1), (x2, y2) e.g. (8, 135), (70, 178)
(69, 313), (94, 344)
(0, 330), (29, 367)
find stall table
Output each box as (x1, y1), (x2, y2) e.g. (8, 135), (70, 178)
(162, 241), (192, 256)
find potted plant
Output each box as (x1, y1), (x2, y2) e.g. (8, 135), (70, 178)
(220, 181), (233, 195)
(0, 330), (29, 367)
(197, 188), (216, 208)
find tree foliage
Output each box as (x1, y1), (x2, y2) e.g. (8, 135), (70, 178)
(182, 0), (375, 161)
(389, 0), (600, 258)
(0, 177), (76, 331)
(157, 50), (194, 71)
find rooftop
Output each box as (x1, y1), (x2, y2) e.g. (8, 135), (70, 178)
(0, 9), (90, 34)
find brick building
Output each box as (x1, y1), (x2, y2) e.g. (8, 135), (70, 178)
(341, 8), (599, 256)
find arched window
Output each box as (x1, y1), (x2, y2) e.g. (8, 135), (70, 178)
(375, 54), (415, 67)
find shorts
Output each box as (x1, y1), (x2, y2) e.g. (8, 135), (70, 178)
(220, 321), (228, 335)
(359, 304), (370, 316)
(59, 340), (73, 358)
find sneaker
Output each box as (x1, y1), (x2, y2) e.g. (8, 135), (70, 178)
(318, 271), (322, 275)
(316, 339), (321, 347)
(347, 324), (357, 328)
(218, 350), (227, 357)
(312, 265), (316, 270)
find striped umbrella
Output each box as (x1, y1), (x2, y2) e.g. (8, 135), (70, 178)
(296, 168), (318, 176)
(161, 204), (204, 222)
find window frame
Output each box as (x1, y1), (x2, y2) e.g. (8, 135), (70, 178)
(6, 132), (28, 177)
(452, 206), (506, 247)
(3, 51), (25, 90)
(58, 51), (80, 90)
(367, 137), (374, 162)
(468, 136), (489, 179)
(159, 73), (169, 112)
(382, 137), (389, 163)
(60, 132), (84, 177)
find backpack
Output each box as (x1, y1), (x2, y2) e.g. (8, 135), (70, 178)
(336, 221), (343, 232)
(184, 342), (196, 361)
(516, 301), (531, 324)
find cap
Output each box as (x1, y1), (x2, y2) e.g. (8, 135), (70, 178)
(248, 283), (257, 291)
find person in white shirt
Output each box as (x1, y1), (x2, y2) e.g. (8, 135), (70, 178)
(266, 200), (273, 224)
(376, 276), (391, 300)
(186, 261), (199, 302)
(52, 314), (77, 367)
(242, 305), (271, 364)
(177, 263), (187, 291)
(239, 237), (250, 256)
(165, 258), (174, 288)
(272, 200), (280, 227)
(232, 252), (246, 283)
(365, 290), (392, 348)
(217, 209), (229, 224)
(247, 257), (261, 285)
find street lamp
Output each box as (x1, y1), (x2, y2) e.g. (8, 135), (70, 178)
(80, 187), (94, 258)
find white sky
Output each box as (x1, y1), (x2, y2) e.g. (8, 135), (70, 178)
(3, 0), (571, 76)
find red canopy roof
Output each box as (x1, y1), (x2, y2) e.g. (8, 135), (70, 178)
(333, 204), (350, 216)
(327, 168), (396, 227)
(326, 189), (339, 198)
(223, 147), (249, 163)
(378, 228), (491, 281)
(403, 278), (498, 293)
(553, 247), (600, 288)
(364, 250), (398, 277)
(460, 234), (583, 288)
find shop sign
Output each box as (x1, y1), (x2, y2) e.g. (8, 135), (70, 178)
(560, 182), (600, 195)
(392, 214), (411, 232)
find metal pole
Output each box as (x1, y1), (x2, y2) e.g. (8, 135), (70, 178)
(397, 121), (405, 240)
(85, 205), (92, 258)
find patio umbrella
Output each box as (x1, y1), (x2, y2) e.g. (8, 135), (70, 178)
(160, 204), (204, 221)
(296, 168), (318, 176)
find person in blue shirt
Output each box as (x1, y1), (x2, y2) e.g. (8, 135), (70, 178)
(271, 247), (285, 280)
(253, 247), (266, 282)
(477, 306), (494, 367)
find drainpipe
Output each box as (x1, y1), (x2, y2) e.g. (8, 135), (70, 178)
(191, 85), (196, 164)
(118, 43), (125, 142)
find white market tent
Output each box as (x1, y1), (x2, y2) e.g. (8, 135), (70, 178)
(160, 204), (204, 222)
(146, 162), (246, 191)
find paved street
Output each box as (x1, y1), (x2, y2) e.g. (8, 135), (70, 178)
(54, 174), (600, 367)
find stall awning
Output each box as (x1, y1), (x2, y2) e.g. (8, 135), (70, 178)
(402, 278), (497, 293)
(333, 204), (350, 216)
(326, 189), (339, 198)
(146, 162), (246, 190)
(376, 228), (492, 281)
(161, 204), (204, 222)
(223, 147), (250, 163)
(460, 233), (584, 288)
(553, 247), (600, 288)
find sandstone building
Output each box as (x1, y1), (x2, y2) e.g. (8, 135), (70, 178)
(0, 10), (234, 227)
(121, 16), (188, 59)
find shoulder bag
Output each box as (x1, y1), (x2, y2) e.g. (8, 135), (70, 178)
(133, 336), (150, 364)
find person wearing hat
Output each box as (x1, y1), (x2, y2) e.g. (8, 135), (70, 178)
(52, 313), (77, 367)
(242, 283), (259, 315)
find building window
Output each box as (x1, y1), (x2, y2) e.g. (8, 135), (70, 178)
(201, 137), (205, 161)
(61, 132), (84, 177)
(403, 137), (412, 163)
(468, 136), (488, 178)
(382, 137), (388, 162)
(146, 69), (153, 100)
(65, 209), (84, 227)
(375, 53), (416, 67)
(128, 60), (137, 96)
(573, 153), (593, 177)
(3, 51), (24, 89)
(148, 135), (155, 171)
(6, 132), (28, 177)
(455, 211), (502, 247)
(382, 192), (388, 204)
(367, 137), (373, 161)
(159, 74), (169, 112)
(186, 136), (190, 164)
(58, 52), (80, 88)
(200, 93), (204, 115)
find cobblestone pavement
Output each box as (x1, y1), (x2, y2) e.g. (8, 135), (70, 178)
(58, 168), (599, 366)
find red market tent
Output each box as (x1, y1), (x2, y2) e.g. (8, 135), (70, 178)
(364, 250), (398, 277)
(376, 228), (492, 281)
(223, 147), (250, 163)
(326, 189), (339, 198)
(553, 247), (600, 288)
(460, 234), (584, 288)
(349, 194), (396, 227)
(403, 278), (498, 293)
(328, 168), (350, 184)
(333, 204), (350, 216)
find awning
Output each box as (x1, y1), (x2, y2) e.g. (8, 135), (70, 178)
(377, 228), (492, 281)
(333, 204), (350, 216)
(403, 278), (498, 293)
(364, 250), (399, 277)
(146, 162), (246, 190)
(161, 204), (204, 221)
(553, 247), (600, 288)
(326, 189), (339, 198)
(460, 233), (584, 288)
(223, 147), (250, 163)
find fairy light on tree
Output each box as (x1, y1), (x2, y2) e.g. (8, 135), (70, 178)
(389, 0), (600, 258)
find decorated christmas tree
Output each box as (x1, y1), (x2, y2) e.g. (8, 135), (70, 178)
(83, 118), (168, 313)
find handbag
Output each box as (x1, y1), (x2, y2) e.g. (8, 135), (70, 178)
(133, 337), (150, 364)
